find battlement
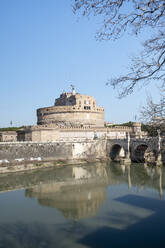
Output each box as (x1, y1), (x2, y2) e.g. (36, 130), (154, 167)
(37, 105), (104, 116)
(21, 125), (134, 133)
(107, 126), (132, 131)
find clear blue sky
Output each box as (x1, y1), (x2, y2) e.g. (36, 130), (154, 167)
(0, 0), (161, 127)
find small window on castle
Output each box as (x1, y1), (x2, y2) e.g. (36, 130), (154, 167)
(84, 106), (91, 110)
(84, 100), (86, 104)
(79, 100), (81, 105)
(89, 101), (91, 105)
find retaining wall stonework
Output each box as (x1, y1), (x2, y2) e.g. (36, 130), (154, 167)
(0, 142), (72, 161)
(0, 140), (107, 165)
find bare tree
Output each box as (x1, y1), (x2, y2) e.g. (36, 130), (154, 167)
(140, 86), (165, 128)
(72, 0), (165, 97)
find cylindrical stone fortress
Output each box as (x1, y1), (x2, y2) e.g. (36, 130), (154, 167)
(37, 89), (104, 127)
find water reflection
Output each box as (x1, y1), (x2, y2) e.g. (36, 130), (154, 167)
(25, 164), (108, 220)
(144, 164), (163, 199)
(1, 162), (165, 248)
(0, 162), (164, 201)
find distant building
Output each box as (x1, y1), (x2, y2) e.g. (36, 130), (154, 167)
(0, 131), (17, 142)
(104, 122), (114, 127)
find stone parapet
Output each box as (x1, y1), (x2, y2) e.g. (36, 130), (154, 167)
(107, 126), (132, 131)
(37, 105), (104, 113)
(59, 126), (132, 131)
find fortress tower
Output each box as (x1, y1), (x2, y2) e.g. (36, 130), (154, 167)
(37, 87), (104, 127)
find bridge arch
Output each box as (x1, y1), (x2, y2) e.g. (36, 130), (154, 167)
(109, 144), (125, 161)
(133, 144), (148, 163)
(133, 143), (156, 164)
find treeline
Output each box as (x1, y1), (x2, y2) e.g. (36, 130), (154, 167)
(112, 121), (134, 127)
(0, 126), (24, 132)
(141, 124), (165, 137)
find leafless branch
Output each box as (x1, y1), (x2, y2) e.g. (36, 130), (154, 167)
(73, 0), (165, 97)
(140, 86), (165, 127)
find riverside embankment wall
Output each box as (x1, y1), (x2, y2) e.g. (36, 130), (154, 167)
(0, 140), (107, 165)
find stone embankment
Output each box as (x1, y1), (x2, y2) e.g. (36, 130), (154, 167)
(0, 136), (165, 174)
(0, 140), (107, 173)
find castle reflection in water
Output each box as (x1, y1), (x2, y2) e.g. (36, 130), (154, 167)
(25, 164), (108, 220)
(0, 162), (163, 221)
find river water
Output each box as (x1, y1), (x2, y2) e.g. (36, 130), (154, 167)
(0, 162), (165, 248)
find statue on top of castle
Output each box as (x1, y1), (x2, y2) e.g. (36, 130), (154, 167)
(70, 84), (76, 95)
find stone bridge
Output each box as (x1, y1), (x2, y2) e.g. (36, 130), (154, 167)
(106, 135), (165, 165)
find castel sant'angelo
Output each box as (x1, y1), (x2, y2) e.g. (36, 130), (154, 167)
(17, 86), (144, 142)
(37, 85), (104, 128)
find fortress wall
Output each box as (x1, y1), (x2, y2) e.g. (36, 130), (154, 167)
(59, 130), (107, 141)
(38, 111), (104, 127)
(0, 140), (107, 168)
(24, 131), (32, 141)
(17, 126), (139, 143)
(60, 130), (95, 140)
(106, 131), (127, 139)
(17, 127), (133, 143)
(0, 142), (72, 162)
(59, 127), (133, 141)
(58, 126), (132, 131)
(31, 129), (60, 142)
(72, 140), (106, 159)
(107, 126), (132, 131)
